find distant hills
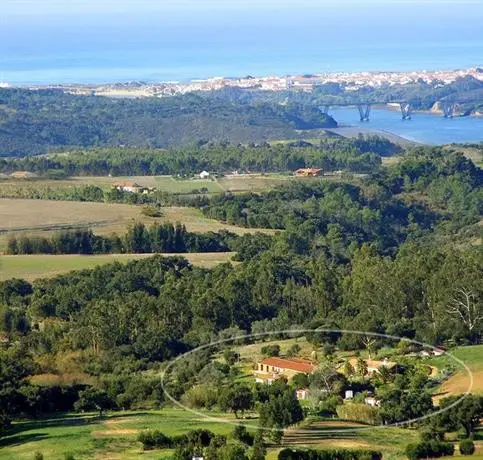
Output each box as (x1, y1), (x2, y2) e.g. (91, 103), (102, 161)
(0, 89), (337, 157)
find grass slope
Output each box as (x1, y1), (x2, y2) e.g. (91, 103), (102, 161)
(433, 345), (483, 399)
(0, 252), (235, 282)
(2, 410), (481, 460)
(0, 198), (274, 251)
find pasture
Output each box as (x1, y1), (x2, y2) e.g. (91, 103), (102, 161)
(0, 252), (235, 282)
(0, 198), (274, 251)
(0, 172), (343, 199)
(432, 345), (483, 399)
(1, 409), (481, 460)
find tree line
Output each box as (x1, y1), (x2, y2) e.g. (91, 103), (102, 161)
(0, 137), (392, 175)
(6, 223), (241, 255)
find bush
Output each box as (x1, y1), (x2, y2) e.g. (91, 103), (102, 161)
(459, 439), (475, 456)
(261, 344), (280, 357)
(405, 441), (454, 459)
(137, 430), (172, 450)
(141, 205), (163, 217)
(278, 448), (382, 460)
(287, 344), (301, 357)
(336, 403), (381, 425)
(232, 424), (254, 446)
(137, 428), (219, 451)
(33, 453), (44, 460)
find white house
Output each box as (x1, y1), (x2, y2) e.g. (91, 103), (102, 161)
(296, 389), (310, 400)
(364, 397), (381, 407)
(199, 171), (210, 179)
(113, 181), (143, 193)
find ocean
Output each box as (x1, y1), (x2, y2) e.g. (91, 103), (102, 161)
(1, 1), (483, 144)
(1, 1), (483, 85)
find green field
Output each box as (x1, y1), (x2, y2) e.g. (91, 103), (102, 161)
(432, 345), (483, 399)
(0, 409), (235, 460)
(1, 409), (481, 460)
(0, 253), (236, 282)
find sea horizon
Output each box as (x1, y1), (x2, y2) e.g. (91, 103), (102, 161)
(2, 1), (483, 86)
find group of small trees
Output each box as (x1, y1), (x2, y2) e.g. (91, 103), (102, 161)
(7, 222), (233, 255)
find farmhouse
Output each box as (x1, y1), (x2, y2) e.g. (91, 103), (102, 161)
(255, 357), (317, 379)
(199, 170), (210, 179)
(9, 171), (39, 179)
(294, 168), (322, 177)
(113, 181), (144, 193)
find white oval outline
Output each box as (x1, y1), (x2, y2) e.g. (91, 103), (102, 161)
(160, 329), (473, 434)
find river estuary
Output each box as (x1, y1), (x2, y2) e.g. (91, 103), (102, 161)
(330, 107), (483, 145)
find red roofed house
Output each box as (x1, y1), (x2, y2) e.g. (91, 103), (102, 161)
(294, 168), (323, 177)
(255, 357), (317, 383)
(113, 181), (144, 193)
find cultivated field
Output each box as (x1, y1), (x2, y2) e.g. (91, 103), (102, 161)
(0, 252), (236, 282)
(0, 198), (275, 251)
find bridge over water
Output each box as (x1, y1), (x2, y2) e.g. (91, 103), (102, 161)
(319, 100), (459, 121)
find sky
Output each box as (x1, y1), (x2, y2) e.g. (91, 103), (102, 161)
(3, 0), (483, 15)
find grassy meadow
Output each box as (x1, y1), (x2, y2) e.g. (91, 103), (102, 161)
(432, 345), (483, 399)
(0, 252), (236, 282)
(1, 409), (481, 460)
(0, 198), (275, 252)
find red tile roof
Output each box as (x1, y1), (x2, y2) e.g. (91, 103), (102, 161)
(262, 357), (316, 373)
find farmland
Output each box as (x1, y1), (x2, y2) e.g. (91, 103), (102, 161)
(0, 198), (274, 251)
(0, 252), (235, 282)
(1, 408), (481, 460)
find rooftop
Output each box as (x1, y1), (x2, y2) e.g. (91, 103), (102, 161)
(261, 357), (317, 374)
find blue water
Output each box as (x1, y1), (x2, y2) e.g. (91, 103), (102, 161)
(1, 1), (483, 144)
(1, 1), (483, 84)
(330, 108), (483, 145)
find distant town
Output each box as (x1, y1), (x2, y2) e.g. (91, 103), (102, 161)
(5, 67), (482, 99)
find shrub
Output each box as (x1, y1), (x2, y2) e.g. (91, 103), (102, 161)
(137, 430), (172, 450)
(459, 439), (475, 456)
(287, 344), (301, 357)
(336, 403), (381, 425)
(232, 424), (254, 446)
(141, 205), (163, 217)
(33, 453), (44, 460)
(261, 344), (280, 357)
(278, 448), (382, 460)
(405, 441), (454, 459)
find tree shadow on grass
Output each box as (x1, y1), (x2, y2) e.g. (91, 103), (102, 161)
(7, 411), (151, 438)
(0, 432), (48, 448)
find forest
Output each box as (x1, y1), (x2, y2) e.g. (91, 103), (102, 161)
(0, 144), (481, 459)
(0, 136), (396, 176)
(0, 89), (337, 156)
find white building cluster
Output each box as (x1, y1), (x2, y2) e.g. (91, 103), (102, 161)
(37, 67), (483, 98)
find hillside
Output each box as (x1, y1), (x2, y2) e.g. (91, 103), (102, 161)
(0, 89), (337, 156)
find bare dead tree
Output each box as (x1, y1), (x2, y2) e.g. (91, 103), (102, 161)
(446, 288), (482, 333)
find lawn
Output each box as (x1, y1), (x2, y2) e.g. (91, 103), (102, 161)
(0, 409), (427, 460)
(432, 345), (483, 399)
(0, 409), (236, 460)
(0, 198), (274, 251)
(1, 408), (482, 459)
(0, 252), (236, 282)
